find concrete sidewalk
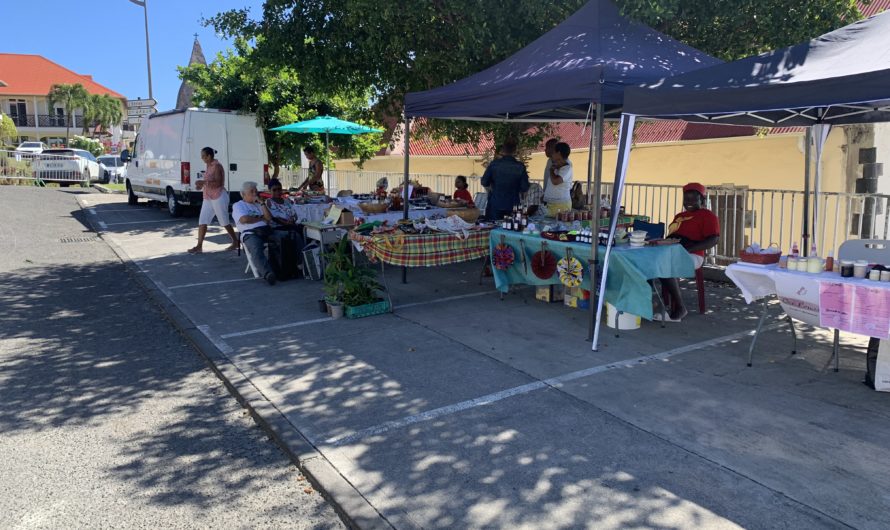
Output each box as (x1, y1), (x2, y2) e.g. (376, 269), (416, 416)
(80, 192), (890, 529)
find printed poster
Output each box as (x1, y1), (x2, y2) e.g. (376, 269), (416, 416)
(775, 274), (820, 326)
(819, 281), (854, 331)
(850, 284), (890, 338)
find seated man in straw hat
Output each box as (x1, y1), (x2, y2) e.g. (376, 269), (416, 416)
(657, 182), (720, 322)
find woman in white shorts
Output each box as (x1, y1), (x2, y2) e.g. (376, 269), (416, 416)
(189, 147), (240, 254)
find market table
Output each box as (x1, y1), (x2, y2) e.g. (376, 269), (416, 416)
(489, 229), (695, 320)
(349, 228), (491, 267)
(348, 228), (493, 311)
(726, 262), (890, 369)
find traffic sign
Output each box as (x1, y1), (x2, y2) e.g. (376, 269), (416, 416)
(127, 106), (156, 117)
(126, 98), (157, 109)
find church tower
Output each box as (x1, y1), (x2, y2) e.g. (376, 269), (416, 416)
(176, 35), (207, 109)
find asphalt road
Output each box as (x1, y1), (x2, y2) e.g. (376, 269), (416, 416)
(0, 186), (345, 529)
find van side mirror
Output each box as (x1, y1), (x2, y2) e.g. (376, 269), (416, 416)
(120, 149), (130, 163)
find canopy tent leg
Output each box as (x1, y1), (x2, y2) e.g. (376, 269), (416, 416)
(593, 114), (636, 351)
(812, 124), (832, 254)
(402, 114), (411, 284)
(587, 103), (604, 341)
(802, 128), (812, 257)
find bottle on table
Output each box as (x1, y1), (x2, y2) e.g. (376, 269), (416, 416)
(825, 251), (834, 273)
(791, 241), (800, 258)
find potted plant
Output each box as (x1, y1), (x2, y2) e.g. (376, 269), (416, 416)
(323, 237), (389, 319)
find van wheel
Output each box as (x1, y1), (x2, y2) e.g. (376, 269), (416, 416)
(126, 181), (138, 205)
(166, 188), (182, 217)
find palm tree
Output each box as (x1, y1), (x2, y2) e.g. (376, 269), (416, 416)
(84, 94), (125, 137)
(47, 83), (89, 145)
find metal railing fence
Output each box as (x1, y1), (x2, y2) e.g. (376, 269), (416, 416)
(0, 149), (91, 186)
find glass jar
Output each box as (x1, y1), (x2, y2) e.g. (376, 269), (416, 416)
(840, 260), (854, 278)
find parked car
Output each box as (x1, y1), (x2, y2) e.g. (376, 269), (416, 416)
(124, 108), (269, 216)
(32, 148), (101, 186)
(14, 141), (46, 158)
(97, 154), (127, 184)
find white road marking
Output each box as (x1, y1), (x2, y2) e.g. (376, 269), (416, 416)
(221, 317), (334, 339)
(198, 325), (234, 354)
(168, 278), (255, 290)
(103, 219), (182, 226)
(394, 290), (496, 310)
(324, 324), (781, 447)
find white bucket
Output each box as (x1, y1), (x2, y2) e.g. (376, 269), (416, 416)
(606, 302), (641, 330)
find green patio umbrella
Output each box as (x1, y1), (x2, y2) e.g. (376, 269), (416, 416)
(270, 116), (382, 191)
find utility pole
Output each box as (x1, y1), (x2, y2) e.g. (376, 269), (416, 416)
(128, 0), (153, 100)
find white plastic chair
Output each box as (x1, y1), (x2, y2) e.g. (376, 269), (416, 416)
(838, 239), (890, 263)
(828, 239), (890, 372)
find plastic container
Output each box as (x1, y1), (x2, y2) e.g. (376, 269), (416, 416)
(787, 257), (799, 271)
(881, 271), (890, 282)
(870, 269), (882, 281)
(606, 302), (641, 330)
(854, 260), (869, 279)
(345, 299), (391, 319)
(806, 257), (824, 274)
(840, 260), (854, 278)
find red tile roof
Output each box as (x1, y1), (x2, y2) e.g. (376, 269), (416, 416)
(394, 121), (801, 157)
(860, 0), (890, 17)
(0, 53), (125, 99)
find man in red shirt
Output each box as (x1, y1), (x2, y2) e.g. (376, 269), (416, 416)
(658, 182), (720, 321)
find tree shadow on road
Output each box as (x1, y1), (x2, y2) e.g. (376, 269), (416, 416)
(0, 261), (336, 521)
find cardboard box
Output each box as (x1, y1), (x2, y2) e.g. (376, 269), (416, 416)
(535, 285), (565, 303)
(565, 287), (591, 300)
(563, 294), (590, 309)
(323, 205), (355, 226)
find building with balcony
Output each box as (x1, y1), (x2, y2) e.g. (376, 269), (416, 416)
(0, 53), (127, 148)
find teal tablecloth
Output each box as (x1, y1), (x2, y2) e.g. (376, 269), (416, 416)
(489, 229), (695, 319)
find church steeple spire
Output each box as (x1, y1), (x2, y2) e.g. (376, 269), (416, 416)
(175, 35), (207, 109)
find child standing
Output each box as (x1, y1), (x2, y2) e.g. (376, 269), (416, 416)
(453, 175), (475, 207)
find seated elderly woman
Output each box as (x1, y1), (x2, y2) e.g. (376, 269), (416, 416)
(656, 182), (720, 322)
(232, 181), (277, 285)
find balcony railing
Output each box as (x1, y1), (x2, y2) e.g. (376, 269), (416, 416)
(9, 114), (86, 128)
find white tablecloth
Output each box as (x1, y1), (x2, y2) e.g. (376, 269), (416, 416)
(727, 263), (890, 337)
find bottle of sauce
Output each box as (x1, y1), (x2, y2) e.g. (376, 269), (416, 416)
(824, 252), (834, 273)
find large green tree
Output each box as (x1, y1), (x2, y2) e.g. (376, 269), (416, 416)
(178, 38), (384, 175)
(0, 112), (18, 147)
(47, 83), (90, 146)
(207, 1), (867, 149)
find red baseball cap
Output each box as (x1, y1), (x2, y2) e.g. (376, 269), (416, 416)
(683, 182), (707, 196)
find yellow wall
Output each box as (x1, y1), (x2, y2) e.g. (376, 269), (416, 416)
(339, 129), (848, 194)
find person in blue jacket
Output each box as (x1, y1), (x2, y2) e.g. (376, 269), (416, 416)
(481, 138), (530, 220)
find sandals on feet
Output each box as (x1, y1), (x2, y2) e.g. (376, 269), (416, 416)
(187, 247), (203, 254)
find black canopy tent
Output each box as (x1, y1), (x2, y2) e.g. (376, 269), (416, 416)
(594, 10), (890, 350)
(402, 0), (718, 335)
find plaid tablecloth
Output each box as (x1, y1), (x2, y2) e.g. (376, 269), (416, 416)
(349, 229), (491, 267)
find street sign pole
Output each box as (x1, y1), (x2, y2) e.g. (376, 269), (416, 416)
(128, 0), (153, 100)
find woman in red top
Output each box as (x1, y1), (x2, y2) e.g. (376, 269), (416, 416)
(658, 182), (720, 322)
(189, 147), (240, 254)
(453, 175), (474, 207)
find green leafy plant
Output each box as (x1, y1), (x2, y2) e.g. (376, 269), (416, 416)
(70, 135), (104, 157)
(323, 236), (383, 307)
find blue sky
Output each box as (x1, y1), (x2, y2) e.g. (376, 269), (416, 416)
(0, 0), (264, 110)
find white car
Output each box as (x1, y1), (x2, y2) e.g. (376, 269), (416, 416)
(14, 141), (46, 158)
(33, 148), (101, 187)
(97, 155), (127, 184)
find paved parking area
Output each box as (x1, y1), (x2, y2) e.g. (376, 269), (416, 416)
(79, 192), (890, 529)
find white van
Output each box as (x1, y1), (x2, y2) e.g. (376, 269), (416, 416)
(123, 108), (269, 216)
